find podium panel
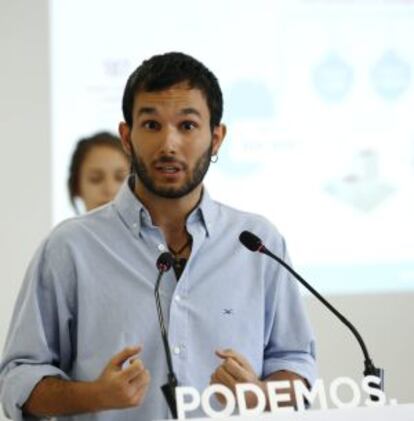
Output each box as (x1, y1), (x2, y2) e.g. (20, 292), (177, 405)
(156, 403), (414, 420)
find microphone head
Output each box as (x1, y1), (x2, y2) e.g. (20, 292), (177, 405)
(156, 252), (174, 272)
(239, 230), (263, 252)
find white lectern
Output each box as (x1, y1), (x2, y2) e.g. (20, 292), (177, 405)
(157, 403), (414, 421)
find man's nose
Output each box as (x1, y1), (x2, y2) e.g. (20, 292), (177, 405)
(159, 126), (181, 154)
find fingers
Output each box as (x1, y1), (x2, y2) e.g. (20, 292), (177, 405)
(214, 349), (259, 385)
(211, 366), (236, 391)
(110, 346), (141, 368)
(128, 367), (151, 407)
(129, 375), (151, 407)
(96, 346), (151, 410)
(216, 349), (249, 380)
(130, 368), (151, 390)
(222, 357), (249, 381)
(122, 359), (145, 382)
(216, 349), (253, 371)
(215, 349), (232, 359)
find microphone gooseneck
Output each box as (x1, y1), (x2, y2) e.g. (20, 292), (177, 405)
(239, 230), (384, 400)
(154, 252), (178, 418)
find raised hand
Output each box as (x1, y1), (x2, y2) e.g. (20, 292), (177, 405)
(94, 346), (151, 410)
(210, 349), (264, 408)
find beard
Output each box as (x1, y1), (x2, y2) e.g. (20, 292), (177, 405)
(129, 141), (213, 199)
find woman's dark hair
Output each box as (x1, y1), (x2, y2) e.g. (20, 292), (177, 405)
(122, 52), (223, 131)
(68, 131), (128, 211)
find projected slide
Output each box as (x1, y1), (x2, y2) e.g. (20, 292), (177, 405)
(51, 0), (414, 294)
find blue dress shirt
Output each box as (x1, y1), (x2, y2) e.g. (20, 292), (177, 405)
(0, 180), (316, 420)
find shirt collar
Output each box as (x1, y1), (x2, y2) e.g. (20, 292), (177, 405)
(114, 177), (218, 237)
(113, 178), (148, 236)
(188, 188), (217, 237)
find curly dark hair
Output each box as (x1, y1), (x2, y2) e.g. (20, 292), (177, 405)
(122, 52), (223, 131)
(68, 132), (128, 211)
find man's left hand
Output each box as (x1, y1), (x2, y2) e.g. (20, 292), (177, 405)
(210, 349), (264, 408)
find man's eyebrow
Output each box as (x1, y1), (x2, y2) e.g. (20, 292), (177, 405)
(179, 107), (202, 118)
(136, 106), (202, 118)
(136, 106), (158, 117)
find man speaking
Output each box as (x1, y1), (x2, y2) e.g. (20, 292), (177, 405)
(0, 52), (316, 420)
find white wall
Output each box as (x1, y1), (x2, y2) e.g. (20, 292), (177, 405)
(305, 292), (414, 405)
(0, 2), (412, 420)
(0, 2), (51, 418)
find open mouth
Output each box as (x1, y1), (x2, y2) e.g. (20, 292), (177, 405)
(154, 161), (184, 175)
(156, 165), (180, 174)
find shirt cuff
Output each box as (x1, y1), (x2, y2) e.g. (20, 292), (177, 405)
(262, 354), (318, 387)
(1, 364), (70, 421)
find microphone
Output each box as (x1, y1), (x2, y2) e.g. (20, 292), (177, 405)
(156, 252), (174, 273)
(239, 230), (384, 401)
(154, 252), (178, 418)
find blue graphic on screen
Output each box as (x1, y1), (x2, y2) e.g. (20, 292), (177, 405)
(372, 51), (411, 100)
(313, 53), (354, 101)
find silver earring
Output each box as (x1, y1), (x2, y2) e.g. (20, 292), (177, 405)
(211, 154), (219, 163)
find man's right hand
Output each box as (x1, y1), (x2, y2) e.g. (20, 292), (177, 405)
(94, 346), (151, 410)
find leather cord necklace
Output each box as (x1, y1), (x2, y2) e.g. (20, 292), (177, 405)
(168, 237), (192, 280)
(168, 238), (192, 257)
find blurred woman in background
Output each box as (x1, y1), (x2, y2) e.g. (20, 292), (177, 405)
(68, 132), (130, 213)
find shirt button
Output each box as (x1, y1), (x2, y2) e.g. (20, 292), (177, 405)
(173, 346), (181, 355)
(158, 244), (166, 251)
(175, 295), (181, 302)
(132, 223), (138, 228)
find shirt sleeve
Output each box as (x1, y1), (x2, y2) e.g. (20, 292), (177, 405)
(0, 236), (75, 420)
(262, 234), (317, 386)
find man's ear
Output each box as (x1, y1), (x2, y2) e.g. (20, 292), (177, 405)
(119, 122), (132, 155)
(212, 124), (227, 155)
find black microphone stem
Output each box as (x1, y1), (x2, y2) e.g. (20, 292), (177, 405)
(240, 230), (383, 400)
(261, 247), (378, 374)
(154, 271), (175, 377)
(154, 264), (178, 418)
